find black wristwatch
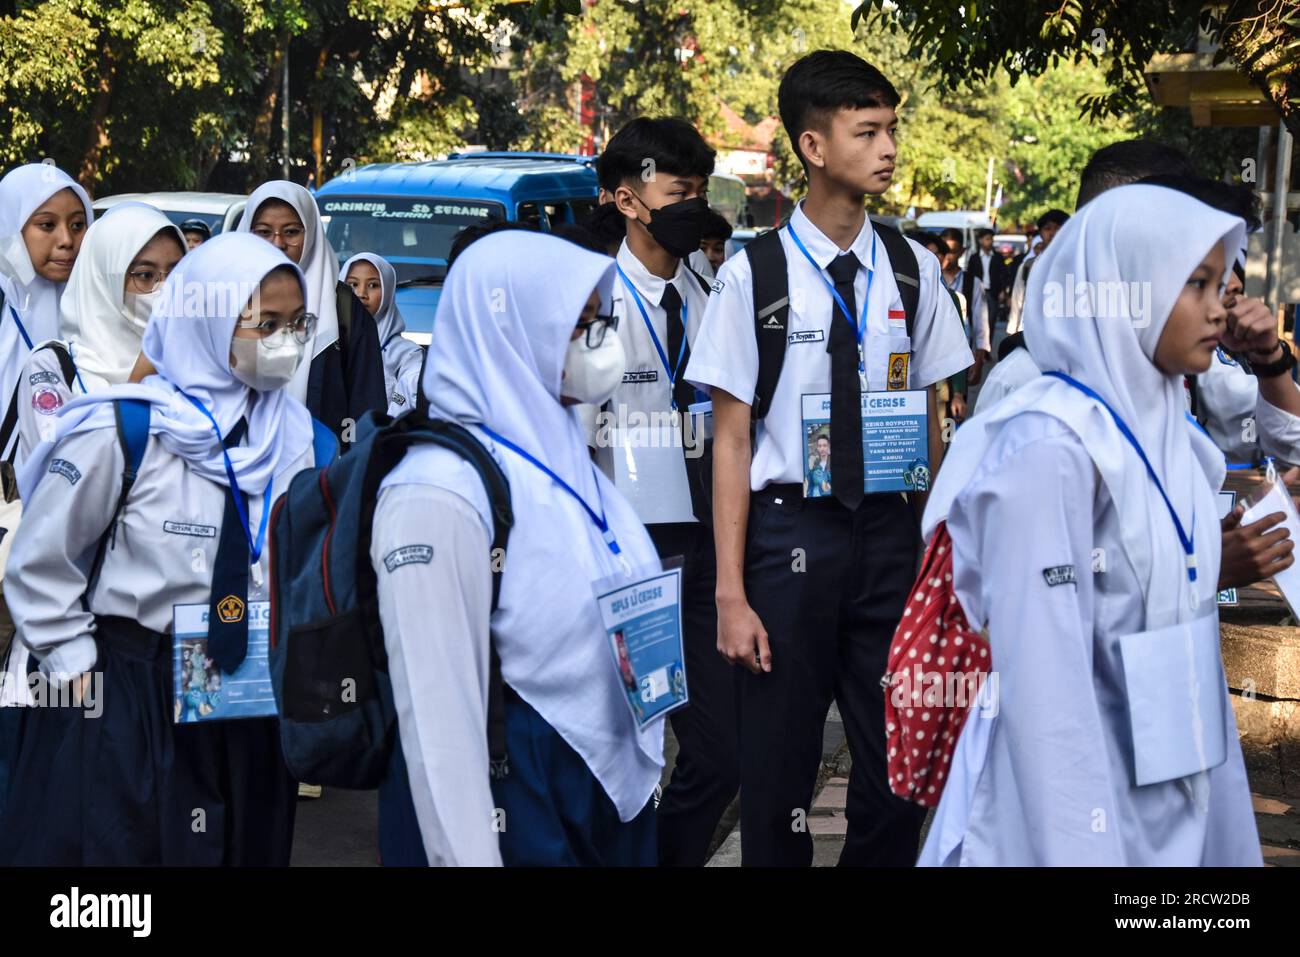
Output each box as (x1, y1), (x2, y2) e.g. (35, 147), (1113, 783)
(1245, 339), (1296, 379)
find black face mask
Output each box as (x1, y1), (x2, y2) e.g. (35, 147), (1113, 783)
(631, 193), (710, 259)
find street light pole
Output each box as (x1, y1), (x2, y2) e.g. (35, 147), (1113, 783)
(281, 49), (291, 180)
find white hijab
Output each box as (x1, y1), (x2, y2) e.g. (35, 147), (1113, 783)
(340, 252), (406, 346)
(20, 233), (313, 500)
(0, 163), (94, 342)
(238, 181), (341, 401)
(387, 230), (664, 819)
(57, 203), (184, 386)
(925, 184), (1245, 630)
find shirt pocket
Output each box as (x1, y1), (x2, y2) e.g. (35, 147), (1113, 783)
(866, 333), (913, 391)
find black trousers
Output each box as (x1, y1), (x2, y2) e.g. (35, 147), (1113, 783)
(0, 616), (296, 866)
(649, 521), (738, 866)
(739, 486), (926, 866)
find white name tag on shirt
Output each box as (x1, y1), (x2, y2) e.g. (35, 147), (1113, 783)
(1118, 613), (1228, 786)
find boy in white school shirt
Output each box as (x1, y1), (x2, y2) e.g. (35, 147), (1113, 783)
(684, 50), (972, 866)
(594, 117), (737, 867)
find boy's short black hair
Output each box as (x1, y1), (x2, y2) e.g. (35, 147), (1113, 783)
(938, 227), (964, 249)
(447, 219), (537, 267)
(974, 227), (993, 240)
(778, 50), (900, 171)
(701, 208), (733, 241)
(596, 117), (716, 193)
(582, 202), (627, 251)
(1076, 139), (1197, 208)
(1138, 174), (1262, 232)
(1037, 209), (1070, 230)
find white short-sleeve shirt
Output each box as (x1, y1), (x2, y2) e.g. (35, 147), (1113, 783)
(684, 202), (972, 490)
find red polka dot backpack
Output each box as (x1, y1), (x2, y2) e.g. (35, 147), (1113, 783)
(882, 521), (991, 807)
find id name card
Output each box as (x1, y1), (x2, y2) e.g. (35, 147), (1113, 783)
(593, 565), (687, 729)
(800, 390), (930, 497)
(172, 602), (276, 723)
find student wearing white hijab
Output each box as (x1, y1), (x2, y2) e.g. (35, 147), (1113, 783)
(15, 204), (185, 462)
(237, 180), (387, 439)
(371, 230), (663, 866)
(0, 163), (92, 807)
(917, 184), (1260, 866)
(341, 252), (424, 416)
(0, 205), (185, 712)
(0, 233), (324, 865)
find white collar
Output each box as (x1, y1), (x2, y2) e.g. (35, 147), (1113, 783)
(789, 201), (875, 273)
(615, 239), (689, 307)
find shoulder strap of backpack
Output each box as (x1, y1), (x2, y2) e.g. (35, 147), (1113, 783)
(0, 341), (82, 466)
(749, 228), (790, 421)
(683, 264), (712, 294)
(87, 398), (151, 590)
(45, 342), (78, 390)
(872, 222), (919, 340)
(311, 417), (339, 467)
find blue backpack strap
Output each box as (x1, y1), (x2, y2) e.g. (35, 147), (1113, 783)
(114, 399), (151, 483)
(311, 416), (339, 467)
(88, 399), (151, 590)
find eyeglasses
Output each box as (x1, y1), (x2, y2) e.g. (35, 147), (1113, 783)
(575, 313), (617, 348)
(251, 225), (306, 247)
(237, 312), (318, 346)
(126, 268), (173, 293)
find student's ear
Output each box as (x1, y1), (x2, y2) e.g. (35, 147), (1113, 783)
(613, 185), (641, 223)
(797, 129), (827, 172)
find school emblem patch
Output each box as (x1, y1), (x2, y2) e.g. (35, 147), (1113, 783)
(32, 386), (63, 415)
(887, 352), (910, 391)
(217, 595), (246, 623)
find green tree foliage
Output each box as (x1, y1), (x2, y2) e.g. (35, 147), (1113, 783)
(851, 1), (1300, 137)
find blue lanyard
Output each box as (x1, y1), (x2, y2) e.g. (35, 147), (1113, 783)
(786, 221), (875, 373)
(615, 265), (689, 409)
(8, 306), (33, 351)
(182, 393), (270, 564)
(478, 425), (622, 557)
(1044, 371), (1198, 583)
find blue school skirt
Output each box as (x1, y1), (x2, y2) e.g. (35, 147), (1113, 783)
(0, 616), (297, 866)
(379, 686), (656, 866)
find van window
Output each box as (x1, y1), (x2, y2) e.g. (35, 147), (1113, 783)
(319, 196), (505, 270)
(517, 202), (545, 227)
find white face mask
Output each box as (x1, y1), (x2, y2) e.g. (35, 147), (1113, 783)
(561, 328), (625, 406)
(123, 289), (162, 333)
(229, 333), (306, 392)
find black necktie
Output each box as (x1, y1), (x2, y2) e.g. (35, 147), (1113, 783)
(660, 282), (694, 415)
(207, 417), (252, 674)
(826, 252), (864, 510)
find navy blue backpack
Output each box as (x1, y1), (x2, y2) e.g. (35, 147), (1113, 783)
(268, 408), (513, 790)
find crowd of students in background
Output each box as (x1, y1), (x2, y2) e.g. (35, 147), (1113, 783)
(0, 46), (1290, 868)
